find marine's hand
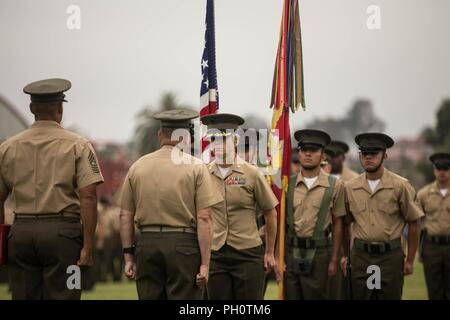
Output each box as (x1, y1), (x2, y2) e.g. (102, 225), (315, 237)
(77, 246), (93, 267)
(124, 254), (136, 280)
(403, 260), (414, 276)
(264, 252), (277, 274)
(328, 259), (338, 277)
(340, 256), (349, 276)
(196, 264), (209, 288)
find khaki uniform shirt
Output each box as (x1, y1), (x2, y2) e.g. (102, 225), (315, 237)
(340, 166), (359, 182)
(345, 169), (424, 242)
(208, 161), (278, 251)
(417, 181), (450, 236)
(116, 145), (223, 229)
(0, 121), (104, 215)
(293, 170), (346, 238)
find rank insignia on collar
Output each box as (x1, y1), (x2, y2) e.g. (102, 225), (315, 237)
(225, 176), (246, 185)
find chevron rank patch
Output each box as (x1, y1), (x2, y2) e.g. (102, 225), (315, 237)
(88, 150), (100, 174)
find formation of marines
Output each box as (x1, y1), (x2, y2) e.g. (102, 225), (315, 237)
(0, 78), (449, 300)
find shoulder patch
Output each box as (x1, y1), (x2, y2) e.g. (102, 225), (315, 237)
(88, 149), (100, 174)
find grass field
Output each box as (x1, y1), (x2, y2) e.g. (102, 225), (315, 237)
(0, 262), (427, 300)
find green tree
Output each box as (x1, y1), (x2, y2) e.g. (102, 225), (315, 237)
(422, 99), (450, 151)
(133, 92), (194, 157)
(303, 99), (385, 144)
(417, 99), (450, 185)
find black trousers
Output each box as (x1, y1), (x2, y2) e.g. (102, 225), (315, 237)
(135, 232), (203, 300)
(284, 245), (331, 300)
(422, 239), (450, 300)
(351, 247), (404, 300)
(8, 217), (83, 300)
(208, 244), (265, 300)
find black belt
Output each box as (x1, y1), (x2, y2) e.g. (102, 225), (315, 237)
(427, 235), (450, 245)
(354, 238), (401, 255)
(288, 235), (331, 249)
(14, 212), (80, 220)
(139, 226), (196, 234)
(287, 225), (332, 249)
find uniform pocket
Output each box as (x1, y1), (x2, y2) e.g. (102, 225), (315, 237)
(293, 198), (303, 210)
(58, 227), (83, 245)
(175, 245), (199, 256)
(424, 201), (439, 215)
(239, 184), (255, 208)
(312, 199), (321, 210)
(306, 199), (322, 222)
(356, 201), (366, 213)
(226, 185), (253, 209)
(378, 200), (398, 215)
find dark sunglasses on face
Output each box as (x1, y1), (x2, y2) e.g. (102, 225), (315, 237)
(434, 162), (450, 171)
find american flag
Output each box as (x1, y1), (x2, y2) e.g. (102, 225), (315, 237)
(200, 0), (219, 117)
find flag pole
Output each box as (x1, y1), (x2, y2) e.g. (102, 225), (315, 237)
(271, 0), (305, 300)
(277, 183), (287, 299)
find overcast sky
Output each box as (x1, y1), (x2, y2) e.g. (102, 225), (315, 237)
(1, 0), (449, 143)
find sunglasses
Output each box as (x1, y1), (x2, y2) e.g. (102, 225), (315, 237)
(434, 163), (450, 171)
